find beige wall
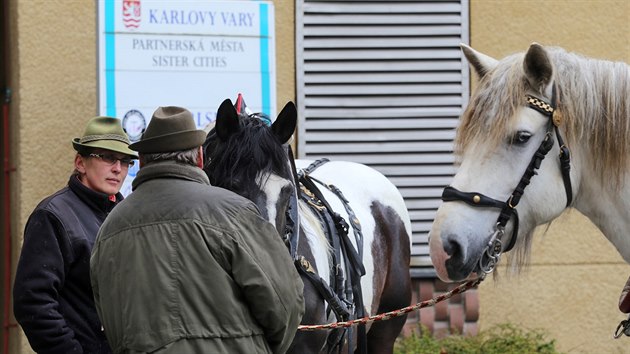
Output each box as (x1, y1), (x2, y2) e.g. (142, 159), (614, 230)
(469, 1), (630, 353)
(10, 2), (99, 352)
(6, 1), (294, 353)
(6, 0), (630, 353)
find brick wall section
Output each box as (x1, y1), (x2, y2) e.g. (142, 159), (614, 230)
(401, 277), (479, 338)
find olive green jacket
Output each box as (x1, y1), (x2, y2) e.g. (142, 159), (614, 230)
(90, 161), (304, 354)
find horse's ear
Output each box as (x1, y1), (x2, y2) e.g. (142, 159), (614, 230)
(215, 98), (240, 141)
(203, 121), (216, 135)
(523, 43), (554, 93)
(271, 101), (297, 144)
(461, 43), (498, 79)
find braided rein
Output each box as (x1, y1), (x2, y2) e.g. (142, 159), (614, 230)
(297, 275), (484, 331)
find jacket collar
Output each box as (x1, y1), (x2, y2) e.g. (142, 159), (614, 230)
(131, 161), (210, 191)
(68, 174), (122, 214)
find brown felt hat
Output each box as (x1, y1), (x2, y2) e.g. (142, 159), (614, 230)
(128, 106), (206, 153)
(72, 116), (137, 157)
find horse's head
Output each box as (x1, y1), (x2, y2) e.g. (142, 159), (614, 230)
(429, 43), (574, 282)
(203, 98), (298, 236)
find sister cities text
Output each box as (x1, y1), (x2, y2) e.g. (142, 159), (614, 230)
(132, 38), (246, 69)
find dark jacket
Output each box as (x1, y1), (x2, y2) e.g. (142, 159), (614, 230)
(13, 175), (119, 354)
(91, 161), (304, 354)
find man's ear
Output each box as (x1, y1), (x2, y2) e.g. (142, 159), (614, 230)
(196, 146), (204, 169)
(75, 153), (87, 174)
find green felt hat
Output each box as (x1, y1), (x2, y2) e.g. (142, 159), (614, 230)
(72, 116), (137, 157)
(128, 106), (206, 153)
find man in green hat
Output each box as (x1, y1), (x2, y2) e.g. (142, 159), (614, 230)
(13, 116), (136, 354)
(91, 106), (304, 354)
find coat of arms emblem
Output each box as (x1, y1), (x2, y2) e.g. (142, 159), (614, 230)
(122, 0), (141, 29)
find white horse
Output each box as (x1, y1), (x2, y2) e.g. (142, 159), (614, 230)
(429, 43), (630, 282)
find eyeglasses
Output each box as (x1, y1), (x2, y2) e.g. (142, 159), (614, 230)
(88, 153), (136, 167)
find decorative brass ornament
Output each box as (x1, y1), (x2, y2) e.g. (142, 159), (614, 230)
(526, 96), (553, 114)
(473, 195), (481, 203)
(553, 110), (563, 126)
(301, 184), (326, 211)
(300, 256), (315, 273)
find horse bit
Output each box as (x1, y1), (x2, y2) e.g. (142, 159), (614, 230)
(441, 85), (573, 276)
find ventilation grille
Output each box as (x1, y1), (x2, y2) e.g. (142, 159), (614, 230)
(295, 0), (469, 275)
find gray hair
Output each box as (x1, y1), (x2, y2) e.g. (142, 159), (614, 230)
(140, 147), (200, 166)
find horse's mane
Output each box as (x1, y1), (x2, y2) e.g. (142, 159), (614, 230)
(203, 114), (291, 199)
(457, 46), (630, 189)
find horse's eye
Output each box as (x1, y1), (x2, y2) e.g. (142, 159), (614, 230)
(510, 131), (532, 145)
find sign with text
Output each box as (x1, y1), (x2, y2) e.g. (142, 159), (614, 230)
(98, 0), (276, 195)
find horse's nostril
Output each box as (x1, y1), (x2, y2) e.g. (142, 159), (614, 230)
(443, 233), (472, 281)
(443, 234), (463, 259)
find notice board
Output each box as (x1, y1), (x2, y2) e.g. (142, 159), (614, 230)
(98, 0), (276, 195)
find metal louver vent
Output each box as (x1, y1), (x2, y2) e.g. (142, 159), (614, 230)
(295, 0), (469, 277)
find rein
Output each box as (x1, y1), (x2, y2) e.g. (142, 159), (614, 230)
(442, 86), (573, 274)
(298, 276), (484, 331)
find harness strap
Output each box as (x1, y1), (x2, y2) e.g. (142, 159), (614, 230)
(311, 176), (364, 260)
(504, 131), (554, 213)
(294, 256), (351, 351)
(298, 183), (345, 317)
(285, 147), (301, 259)
(295, 257), (351, 320)
(301, 174), (366, 280)
(294, 217), (351, 353)
(300, 157), (331, 176)
(442, 186), (519, 252)
(554, 125), (573, 206)
(299, 191), (355, 354)
(320, 199), (346, 317)
(526, 85), (573, 207)
(442, 187), (505, 209)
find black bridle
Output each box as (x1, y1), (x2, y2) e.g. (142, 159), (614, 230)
(441, 86), (573, 274)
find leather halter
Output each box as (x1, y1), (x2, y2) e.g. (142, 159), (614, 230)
(441, 86), (573, 263)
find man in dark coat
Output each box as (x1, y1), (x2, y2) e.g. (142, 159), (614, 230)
(13, 116), (137, 354)
(90, 106), (304, 354)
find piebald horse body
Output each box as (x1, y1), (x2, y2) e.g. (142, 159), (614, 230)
(203, 99), (412, 353)
(429, 43), (630, 282)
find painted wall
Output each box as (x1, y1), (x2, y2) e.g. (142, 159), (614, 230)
(469, 1), (630, 353)
(5, 1), (294, 353)
(5, 0), (629, 353)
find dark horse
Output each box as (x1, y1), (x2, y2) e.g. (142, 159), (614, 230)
(203, 98), (412, 353)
